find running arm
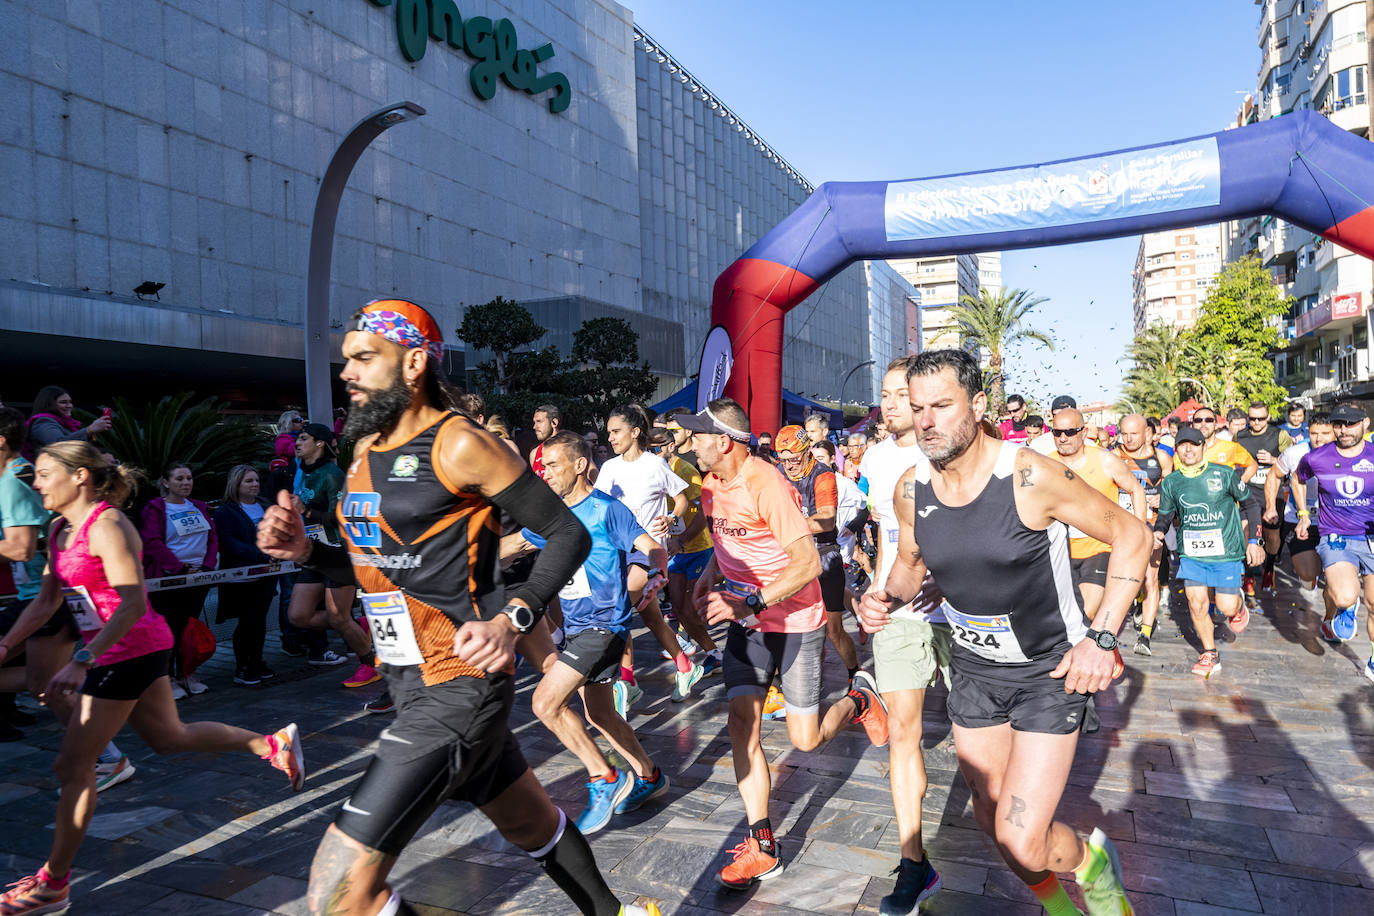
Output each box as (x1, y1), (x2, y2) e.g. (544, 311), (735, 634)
(0, 525), (35, 562)
(1262, 461), (1284, 524)
(631, 533), (668, 579)
(0, 563), (61, 662)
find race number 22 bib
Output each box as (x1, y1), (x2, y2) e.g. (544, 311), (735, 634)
(360, 591), (424, 666)
(939, 600), (1028, 663)
(62, 586), (104, 632)
(1182, 528), (1225, 558)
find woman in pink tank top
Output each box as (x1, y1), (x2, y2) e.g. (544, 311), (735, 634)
(0, 442), (307, 915)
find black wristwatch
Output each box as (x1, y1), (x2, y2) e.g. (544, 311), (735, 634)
(745, 591), (768, 614)
(501, 603), (536, 634)
(1084, 628), (1118, 651)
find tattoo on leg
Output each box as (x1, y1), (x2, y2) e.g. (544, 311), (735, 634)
(308, 829), (386, 916)
(1018, 468), (1033, 488)
(1104, 509), (1116, 527)
(1109, 575), (1142, 584)
(1004, 795), (1027, 829)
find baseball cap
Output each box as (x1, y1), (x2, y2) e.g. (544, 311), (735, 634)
(301, 422), (337, 452)
(674, 405), (752, 442)
(1174, 426), (1205, 445)
(774, 424), (810, 454)
(1051, 395), (1077, 412)
(1329, 403), (1368, 425)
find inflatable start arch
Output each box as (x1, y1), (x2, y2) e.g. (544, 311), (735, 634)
(713, 111), (1374, 432)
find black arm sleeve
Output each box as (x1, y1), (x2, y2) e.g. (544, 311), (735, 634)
(1152, 511), (1175, 536)
(844, 507), (870, 537)
(490, 469), (591, 615)
(1238, 490), (1261, 538)
(300, 541), (357, 586)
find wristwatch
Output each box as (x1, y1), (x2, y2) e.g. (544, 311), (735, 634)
(72, 647), (95, 666)
(501, 603), (536, 634)
(745, 592), (768, 615)
(1084, 628), (1118, 651)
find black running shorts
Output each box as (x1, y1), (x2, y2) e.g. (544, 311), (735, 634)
(558, 627), (625, 685)
(1281, 519), (1320, 556)
(817, 543), (846, 613)
(334, 667), (528, 856)
(946, 650), (1096, 735)
(0, 598), (79, 642)
(723, 623), (825, 716)
(80, 649), (172, 701)
(1070, 552), (1110, 589)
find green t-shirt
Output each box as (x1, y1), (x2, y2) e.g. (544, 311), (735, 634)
(1157, 462), (1248, 564)
(295, 460), (345, 544)
(1, 456), (50, 600)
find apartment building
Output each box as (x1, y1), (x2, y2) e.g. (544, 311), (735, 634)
(888, 254), (983, 351)
(1131, 225), (1225, 333)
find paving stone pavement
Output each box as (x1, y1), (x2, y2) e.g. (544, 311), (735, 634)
(4, 569), (1374, 915)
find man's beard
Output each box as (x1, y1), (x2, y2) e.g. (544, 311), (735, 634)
(918, 413), (979, 466)
(343, 368), (413, 440)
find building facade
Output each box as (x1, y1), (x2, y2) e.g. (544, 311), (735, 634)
(1131, 225), (1224, 334)
(888, 254), (983, 351)
(1231, 0), (1373, 405)
(0, 1), (909, 414)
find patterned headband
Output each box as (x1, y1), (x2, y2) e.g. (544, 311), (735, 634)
(355, 305), (443, 361)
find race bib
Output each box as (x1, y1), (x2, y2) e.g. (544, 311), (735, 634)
(168, 507), (211, 538)
(62, 585), (104, 632)
(1117, 492), (1134, 511)
(304, 524), (330, 544)
(558, 566), (593, 601)
(939, 600), (1027, 663)
(360, 591), (424, 666)
(1183, 528), (1225, 558)
(886, 527), (899, 543)
(718, 578), (761, 629)
(1252, 466), (1269, 485)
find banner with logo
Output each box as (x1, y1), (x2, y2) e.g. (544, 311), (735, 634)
(697, 325), (734, 411)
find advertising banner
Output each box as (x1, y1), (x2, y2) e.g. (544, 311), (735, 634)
(697, 325), (734, 411)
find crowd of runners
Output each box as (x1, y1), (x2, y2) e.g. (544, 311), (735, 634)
(2, 297), (1373, 916)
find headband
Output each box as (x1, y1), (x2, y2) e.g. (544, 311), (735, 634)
(356, 299), (443, 361)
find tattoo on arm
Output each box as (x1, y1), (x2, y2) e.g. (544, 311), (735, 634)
(901, 481), (914, 500)
(1063, 468), (1075, 480)
(1004, 795), (1027, 829)
(1110, 575), (1142, 583)
(1018, 467), (1033, 488)
(1104, 509), (1116, 527)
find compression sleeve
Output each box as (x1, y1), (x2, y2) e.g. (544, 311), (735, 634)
(491, 469), (591, 614)
(1152, 511), (1175, 536)
(301, 540), (357, 585)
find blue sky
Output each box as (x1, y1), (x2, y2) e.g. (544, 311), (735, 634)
(625, 0), (1259, 405)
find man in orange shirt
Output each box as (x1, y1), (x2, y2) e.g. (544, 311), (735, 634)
(680, 398), (888, 891)
(1191, 408), (1257, 483)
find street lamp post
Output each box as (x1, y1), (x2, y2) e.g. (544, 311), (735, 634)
(305, 101), (426, 425)
(839, 359), (876, 421)
(1177, 376), (1213, 409)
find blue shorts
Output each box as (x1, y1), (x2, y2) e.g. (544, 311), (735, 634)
(1176, 556), (1243, 594)
(1316, 533), (1374, 576)
(667, 547), (713, 582)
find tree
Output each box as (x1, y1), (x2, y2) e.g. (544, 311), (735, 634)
(457, 296), (547, 394)
(1119, 321), (1199, 417)
(948, 286), (1054, 415)
(566, 317), (659, 423)
(1188, 255), (1289, 412)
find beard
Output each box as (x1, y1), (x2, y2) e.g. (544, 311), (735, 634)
(917, 413), (979, 466)
(343, 367), (413, 440)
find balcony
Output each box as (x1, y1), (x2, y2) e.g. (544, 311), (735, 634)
(1260, 221), (1296, 266)
(1295, 291), (1365, 336)
(1328, 99), (1369, 132)
(1312, 237), (1349, 272)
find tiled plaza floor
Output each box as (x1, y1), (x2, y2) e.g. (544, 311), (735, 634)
(3, 569), (1374, 915)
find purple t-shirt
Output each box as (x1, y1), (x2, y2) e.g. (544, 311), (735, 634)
(1296, 441), (1374, 536)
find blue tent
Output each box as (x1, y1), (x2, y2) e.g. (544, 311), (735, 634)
(650, 381), (843, 430)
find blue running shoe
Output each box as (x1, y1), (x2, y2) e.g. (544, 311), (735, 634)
(879, 856), (942, 916)
(614, 767), (670, 814)
(700, 651), (723, 678)
(1334, 604), (1360, 642)
(575, 769), (634, 835)
(1365, 657), (1374, 686)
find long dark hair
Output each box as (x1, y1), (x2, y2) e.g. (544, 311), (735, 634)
(32, 385), (69, 416)
(608, 403), (650, 448)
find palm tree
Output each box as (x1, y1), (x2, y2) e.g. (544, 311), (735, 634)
(1118, 321), (1197, 417)
(949, 286), (1054, 415)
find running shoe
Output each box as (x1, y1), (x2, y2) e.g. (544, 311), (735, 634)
(1321, 619), (1343, 644)
(1364, 657), (1374, 685)
(183, 675), (209, 695)
(761, 685), (787, 720)
(0, 871), (69, 914)
(621, 906), (662, 916)
(364, 692), (395, 714)
(850, 670), (889, 747)
(615, 767), (669, 814)
(1191, 651), (1221, 679)
(1132, 634), (1152, 657)
(280, 640), (307, 658)
(1076, 827), (1135, 916)
(308, 650), (349, 667)
(234, 667), (262, 686)
(1333, 605), (1360, 642)
(718, 836), (783, 889)
(265, 722), (305, 792)
(575, 769), (633, 835)
(671, 662), (704, 702)
(879, 855), (942, 916)
(1130, 602), (1143, 631)
(625, 682), (643, 707)
(170, 679), (187, 700)
(1262, 570), (1276, 594)
(1227, 605), (1250, 635)
(253, 661), (277, 680)
(1242, 575), (1256, 600)
(612, 681), (630, 720)
(94, 755), (136, 792)
(343, 664), (381, 688)
(659, 632), (698, 661)
(700, 650), (723, 678)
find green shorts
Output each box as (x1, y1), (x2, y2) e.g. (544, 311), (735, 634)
(873, 617), (952, 695)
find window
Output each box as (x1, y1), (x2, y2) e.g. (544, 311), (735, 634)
(1319, 65), (1367, 111)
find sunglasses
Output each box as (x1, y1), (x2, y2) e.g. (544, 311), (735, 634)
(1248, 415), (1268, 422)
(1051, 427), (1084, 438)
(1194, 417), (1217, 424)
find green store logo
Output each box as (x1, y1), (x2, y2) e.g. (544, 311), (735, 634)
(367, 0), (572, 114)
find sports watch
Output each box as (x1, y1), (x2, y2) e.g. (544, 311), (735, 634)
(72, 647), (96, 666)
(1084, 628), (1118, 651)
(501, 603), (536, 634)
(744, 591), (768, 615)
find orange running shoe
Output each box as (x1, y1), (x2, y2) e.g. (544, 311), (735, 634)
(1191, 651), (1221, 679)
(849, 670), (889, 747)
(717, 837), (783, 889)
(265, 722), (305, 791)
(761, 685), (787, 720)
(1228, 605), (1250, 635)
(0, 871), (69, 915)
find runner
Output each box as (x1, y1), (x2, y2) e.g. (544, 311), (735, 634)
(1025, 414), (1046, 442)
(595, 404), (702, 709)
(522, 432), (671, 834)
(856, 357), (951, 916)
(1048, 409), (1147, 622)
(1280, 403), (1310, 446)
(286, 423), (378, 684)
(0, 441), (302, 916)
(858, 348), (1150, 916)
(1028, 395), (1079, 455)
(775, 424), (862, 685)
(531, 403), (562, 476)
(1190, 407), (1256, 480)
(1153, 426), (1265, 678)
(257, 298), (658, 916)
(999, 394), (1032, 444)
(1264, 412), (1333, 596)
(1292, 403), (1374, 680)
(679, 398), (889, 891)
(1113, 413), (1173, 655)
(1233, 402), (1294, 600)
(1221, 408), (1246, 442)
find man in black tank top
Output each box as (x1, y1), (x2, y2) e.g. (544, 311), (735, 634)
(258, 299), (660, 916)
(1234, 402), (1293, 598)
(857, 349), (1151, 916)
(1114, 413), (1173, 657)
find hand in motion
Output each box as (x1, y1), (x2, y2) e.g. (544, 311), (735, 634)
(258, 490), (310, 562)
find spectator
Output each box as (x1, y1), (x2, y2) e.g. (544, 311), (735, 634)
(458, 391), (486, 424)
(332, 407), (347, 438)
(485, 414), (521, 453)
(271, 411), (303, 471)
(139, 462), (218, 699)
(1025, 414), (1046, 440)
(24, 386), (111, 458)
(213, 465), (277, 687)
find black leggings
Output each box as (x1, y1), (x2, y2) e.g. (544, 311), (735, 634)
(220, 580), (274, 670)
(150, 585), (210, 677)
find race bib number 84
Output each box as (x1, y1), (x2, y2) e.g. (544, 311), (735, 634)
(360, 591), (424, 666)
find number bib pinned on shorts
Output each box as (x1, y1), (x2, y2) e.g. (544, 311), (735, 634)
(360, 591), (424, 666)
(558, 566), (593, 601)
(1182, 528), (1225, 558)
(939, 600), (1028, 663)
(62, 586), (104, 632)
(1251, 466), (1270, 485)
